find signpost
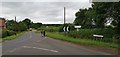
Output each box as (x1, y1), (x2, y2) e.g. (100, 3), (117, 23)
(74, 26), (81, 31)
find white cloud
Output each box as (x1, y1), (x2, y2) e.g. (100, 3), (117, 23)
(2, 0), (90, 2)
(1, 2), (92, 24)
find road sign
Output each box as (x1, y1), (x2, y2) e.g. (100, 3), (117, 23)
(66, 26), (69, 31)
(63, 27), (66, 32)
(74, 26), (81, 28)
(63, 26), (69, 32)
(74, 26), (81, 31)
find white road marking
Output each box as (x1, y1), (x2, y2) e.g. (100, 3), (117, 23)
(50, 50), (58, 53)
(22, 46), (58, 53)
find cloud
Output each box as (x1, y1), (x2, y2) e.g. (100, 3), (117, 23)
(1, 2), (92, 24)
(2, 0), (90, 2)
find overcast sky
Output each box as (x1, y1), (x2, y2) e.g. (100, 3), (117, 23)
(1, 0), (92, 24)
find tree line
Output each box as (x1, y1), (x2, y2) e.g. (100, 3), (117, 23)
(74, 2), (120, 30)
(6, 18), (42, 32)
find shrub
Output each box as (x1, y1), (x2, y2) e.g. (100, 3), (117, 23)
(2, 30), (15, 38)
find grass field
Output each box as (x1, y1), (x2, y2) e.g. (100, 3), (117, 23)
(46, 32), (118, 49)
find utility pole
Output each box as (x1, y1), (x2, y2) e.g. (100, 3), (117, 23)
(63, 7), (66, 36)
(64, 7), (66, 25)
(15, 16), (16, 22)
(14, 16), (17, 35)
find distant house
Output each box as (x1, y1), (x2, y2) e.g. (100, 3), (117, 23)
(0, 18), (6, 30)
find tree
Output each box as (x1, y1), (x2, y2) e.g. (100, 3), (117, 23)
(18, 21), (27, 31)
(74, 2), (120, 29)
(31, 22), (42, 29)
(22, 18), (32, 29)
(74, 8), (95, 28)
(6, 20), (18, 31)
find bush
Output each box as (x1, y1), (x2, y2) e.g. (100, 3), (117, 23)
(2, 30), (15, 38)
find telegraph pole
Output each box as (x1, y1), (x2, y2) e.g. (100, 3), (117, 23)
(64, 7), (66, 25)
(15, 16), (16, 23)
(63, 7), (66, 36)
(14, 16), (17, 35)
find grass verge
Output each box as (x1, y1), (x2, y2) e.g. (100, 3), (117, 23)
(46, 32), (118, 49)
(0, 32), (25, 42)
(0, 39), (2, 42)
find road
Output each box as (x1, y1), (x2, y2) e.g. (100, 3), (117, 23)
(2, 31), (111, 55)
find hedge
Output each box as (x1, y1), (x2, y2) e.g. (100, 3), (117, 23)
(67, 28), (118, 43)
(2, 30), (15, 38)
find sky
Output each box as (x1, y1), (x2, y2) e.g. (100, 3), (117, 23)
(0, 0), (92, 24)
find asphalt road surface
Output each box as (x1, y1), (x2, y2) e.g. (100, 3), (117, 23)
(2, 31), (111, 55)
